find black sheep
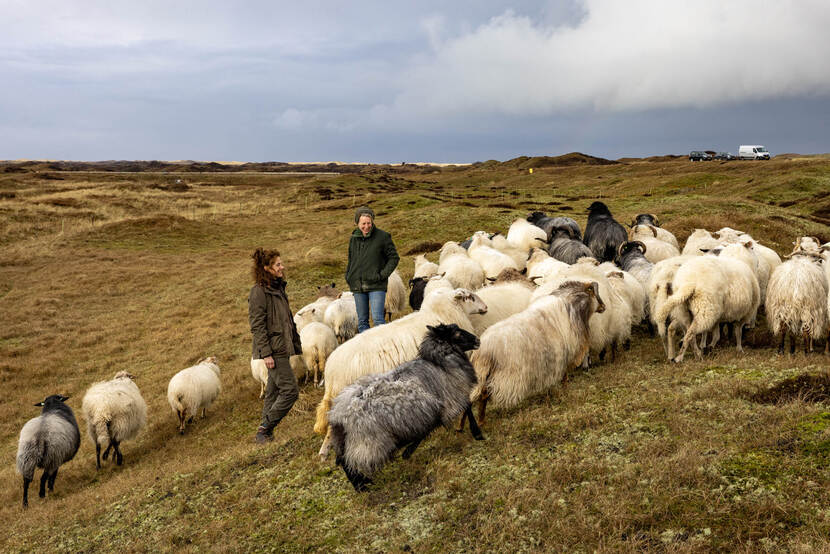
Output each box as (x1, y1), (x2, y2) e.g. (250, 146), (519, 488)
(583, 201), (628, 263)
(408, 277), (429, 311)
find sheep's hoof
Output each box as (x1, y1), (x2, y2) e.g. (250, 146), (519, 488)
(672, 356), (683, 364)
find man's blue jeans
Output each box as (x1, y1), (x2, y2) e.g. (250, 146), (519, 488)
(354, 290), (386, 333)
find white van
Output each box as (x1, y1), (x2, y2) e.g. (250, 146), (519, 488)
(738, 145), (770, 160)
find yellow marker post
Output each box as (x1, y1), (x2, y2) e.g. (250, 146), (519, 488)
(529, 168), (533, 174)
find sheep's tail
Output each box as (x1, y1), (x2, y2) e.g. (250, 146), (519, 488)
(655, 282), (695, 330)
(93, 418), (111, 447)
(313, 391), (332, 435)
(16, 442), (40, 480)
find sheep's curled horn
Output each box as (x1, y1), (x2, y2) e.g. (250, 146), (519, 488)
(649, 213), (660, 227)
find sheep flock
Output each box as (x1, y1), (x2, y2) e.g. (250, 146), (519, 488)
(14, 200), (830, 504)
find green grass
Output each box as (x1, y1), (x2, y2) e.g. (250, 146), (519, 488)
(2, 157), (830, 551)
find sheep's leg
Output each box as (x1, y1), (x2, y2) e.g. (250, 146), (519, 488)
(803, 330), (810, 354)
(114, 442), (123, 466)
(47, 469), (58, 492)
(96, 443), (102, 470)
(22, 477), (31, 508)
(665, 321), (677, 359)
(599, 348), (606, 362)
(456, 408), (468, 433)
(825, 333), (829, 355)
(318, 429), (333, 461)
(734, 323), (744, 353)
(39, 471), (48, 498)
(259, 382), (265, 399)
(580, 354), (590, 370)
(102, 441), (113, 461)
(402, 439), (423, 459)
(178, 409), (187, 434)
(465, 405), (485, 441)
(790, 332), (797, 354)
(337, 456), (371, 492)
(477, 389), (490, 426)
(709, 326), (721, 350)
(673, 326), (699, 363)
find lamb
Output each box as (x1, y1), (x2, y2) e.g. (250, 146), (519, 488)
(467, 233), (520, 279)
(16, 394), (81, 507)
(437, 241), (486, 290)
(413, 254), (439, 279)
(469, 282), (534, 336)
(328, 324), (484, 491)
(299, 321), (338, 385)
(630, 214), (680, 250)
(384, 269), (407, 321)
(324, 291), (358, 343)
(314, 287), (487, 459)
(548, 226), (595, 264)
(628, 224), (681, 263)
(765, 252), (828, 354)
(166, 357), (221, 435)
(583, 201), (628, 263)
(470, 281), (605, 424)
(657, 256), (760, 362)
(506, 218), (548, 252)
(681, 229), (719, 256)
(527, 211), (582, 241)
(82, 371), (147, 467)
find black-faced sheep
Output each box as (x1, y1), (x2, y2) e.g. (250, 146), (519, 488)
(583, 201), (628, 263)
(548, 226), (595, 264)
(408, 277), (429, 311)
(83, 372), (147, 467)
(630, 214), (680, 250)
(328, 323), (483, 491)
(16, 394), (81, 508)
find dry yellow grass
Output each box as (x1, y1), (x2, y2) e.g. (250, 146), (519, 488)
(1, 157), (830, 551)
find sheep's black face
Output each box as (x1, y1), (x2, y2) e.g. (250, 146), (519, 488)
(426, 324), (480, 351)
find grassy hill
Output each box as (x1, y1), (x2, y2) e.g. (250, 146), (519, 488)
(1, 157), (830, 551)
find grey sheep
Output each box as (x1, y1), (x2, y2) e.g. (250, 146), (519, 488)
(328, 323), (484, 491)
(548, 226), (595, 264)
(16, 395), (81, 508)
(527, 211), (582, 241)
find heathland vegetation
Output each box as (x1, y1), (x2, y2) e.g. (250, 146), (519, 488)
(1, 154), (830, 551)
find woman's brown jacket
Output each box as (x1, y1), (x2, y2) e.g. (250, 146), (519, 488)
(248, 278), (302, 359)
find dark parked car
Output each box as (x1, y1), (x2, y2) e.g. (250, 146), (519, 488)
(689, 151), (712, 161)
(713, 152), (735, 160)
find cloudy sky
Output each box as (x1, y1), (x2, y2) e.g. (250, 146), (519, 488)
(3, 0), (830, 162)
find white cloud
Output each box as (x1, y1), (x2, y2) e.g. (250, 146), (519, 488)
(391, 0), (830, 116)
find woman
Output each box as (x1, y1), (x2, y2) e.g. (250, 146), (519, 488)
(345, 206), (400, 333)
(248, 248), (302, 444)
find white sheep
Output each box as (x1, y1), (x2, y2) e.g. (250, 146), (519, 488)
(469, 282), (534, 336)
(437, 241), (486, 290)
(791, 236), (822, 255)
(470, 281), (605, 423)
(765, 252), (828, 354)
(682, 229), (719, 256)
(413, 254), (439, 278)
(629, 224), (681, 263)
(506, 218), (548, 252)
(166, 357), (221, 434)
(324, 291), (358, 343)
(532, 257), (632, 364)
(467, 234), (520, 280)
(602, 265), (646, 326)
(251, 358), (268, 398)
(647, 255), (695, 358)
(294, 296), (335, 331)
(526, 248), (568, 284)
(314, 288), (488, 459)
(490, 234), (529, 270)
(657, 256), (759, 362)
(299, 321), (338, 385)
(384, 269), (407, 321)
(82, 371), (147, 467)
(422, 273), (455, 301)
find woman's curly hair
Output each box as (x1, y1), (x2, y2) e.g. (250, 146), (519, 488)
(251, 248), (281, 286)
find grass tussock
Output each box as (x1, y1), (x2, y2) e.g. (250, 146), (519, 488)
(2, 158), (830, 551)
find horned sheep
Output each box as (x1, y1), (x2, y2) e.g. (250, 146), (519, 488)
(628, 224), (681, 263)
(82, 371), (147, 467)
(583, 201), (628, 263)
(16, 395), (81, 507)
(630, 214), (680, 250)
(506, 218), (548, 252)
